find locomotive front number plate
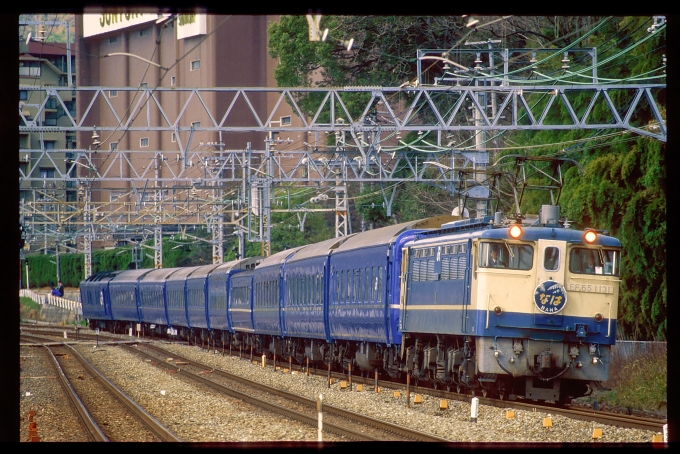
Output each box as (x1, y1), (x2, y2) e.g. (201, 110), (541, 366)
(534, 280), (567, 314)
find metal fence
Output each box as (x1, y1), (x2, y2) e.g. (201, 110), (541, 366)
(20, 289), (82, 323)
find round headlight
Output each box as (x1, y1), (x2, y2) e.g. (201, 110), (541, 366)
(508, 224), (522, 239)
(594, 313), (603, 322)
(493, 306), (503, 316)
(584, 230), (598, 244)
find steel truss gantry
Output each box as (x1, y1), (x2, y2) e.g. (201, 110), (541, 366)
(19, 84), (665, 273)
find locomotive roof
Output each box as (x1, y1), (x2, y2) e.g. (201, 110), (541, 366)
(286, 235), (357, 263)
(477, 225), (622, 246)
(411, 223), (622, 247)
(333, 215), (460, 252)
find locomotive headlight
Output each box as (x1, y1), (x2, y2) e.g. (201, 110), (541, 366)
(594, 312), (603, 322)
(493, 306), (503, 315)
(508, 224), (523, 239)
(584, 229), (598, 243)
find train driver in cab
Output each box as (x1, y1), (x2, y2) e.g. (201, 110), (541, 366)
(489, 244), (506, 268)
(583, 252), (602, 274)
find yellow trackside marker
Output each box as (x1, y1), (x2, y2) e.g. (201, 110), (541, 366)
(414, 394), (423, 404)
(356, 384), (363, 392)
(340, 381), (347, 389)
(393, 391), (401, 398)
(592, 428), (603, 439)
(376, 387), (381, 393)
(652, 433), (664, 443)
(506, 410), (515, 419)
(283, 368), (289, 373)
(329, 378), (335, 384)
(543, 416), (552, 427)
(439, 400), (448, 410)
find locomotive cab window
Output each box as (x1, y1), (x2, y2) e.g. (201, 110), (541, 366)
(569, 248), (620, 276)
(479, 242), (533, 270)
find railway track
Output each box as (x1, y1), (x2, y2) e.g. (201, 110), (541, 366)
(21, 326), (667, 438)
(126, 342), (450, 442)
(20, 334), (181, 442)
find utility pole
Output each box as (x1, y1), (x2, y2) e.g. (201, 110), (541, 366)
(465, 39), (500, 218)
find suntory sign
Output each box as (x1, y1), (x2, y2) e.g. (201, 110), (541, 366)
(83, 13), (206, 39)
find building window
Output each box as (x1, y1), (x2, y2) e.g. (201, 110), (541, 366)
(140, 137), (149, 147)
(190, 60), (200, 71)
(140, 82), (148, 89)
(19, 61), (41, 77)
(43, 140), (55, 150)
(171, 132), (176, 142)
(110, 142), (118, 151)
(108, 35), (118, 44)
(40, 167), (55, 179)
(171, 76), (176, 86)
(139, 27), (150, 36)
(280, 116), (291, 126)
(109, 90), (118, 97)
(191, 121), (200, 129)
(20, 90), (28, 100)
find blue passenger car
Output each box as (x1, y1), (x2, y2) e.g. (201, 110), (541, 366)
(229, 269), (255, 333)
(282, 236), (355, 342)
(252, 247), (304, 337)
(207, 257), (262, 332)
(186, 264), (222, 330)
(328, 216), (454, 346)
(165, 266), (198, 328)
(137, 268), (179, 326)
(108, 269), (154, 323)
(80, 270), (122, 324)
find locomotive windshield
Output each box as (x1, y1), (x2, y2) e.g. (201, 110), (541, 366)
(569, 248), (620, 276)
(479, 242), (533, 270)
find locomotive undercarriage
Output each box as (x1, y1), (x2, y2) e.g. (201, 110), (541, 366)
(398, 333), (599, 403)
